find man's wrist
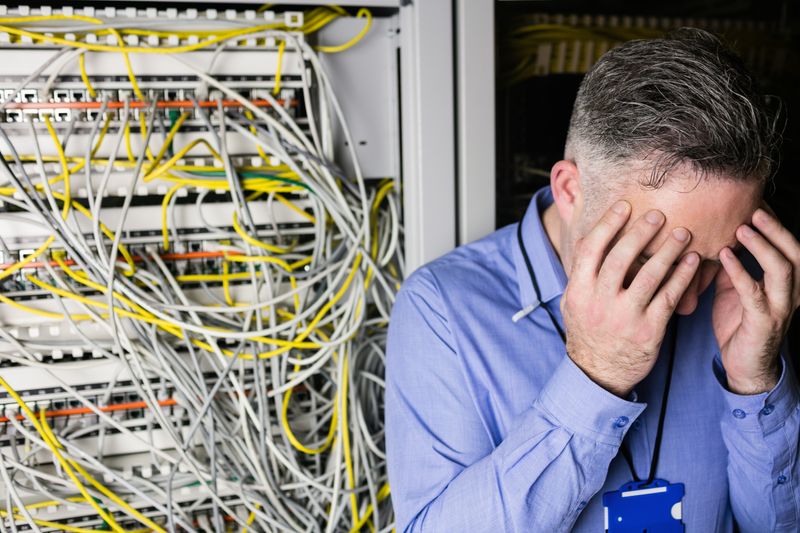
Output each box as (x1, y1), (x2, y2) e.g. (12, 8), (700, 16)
(567, 350), (634, 398)
(726, 362), (781, 395)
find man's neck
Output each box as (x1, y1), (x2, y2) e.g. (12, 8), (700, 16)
(541, 202), (564, 267)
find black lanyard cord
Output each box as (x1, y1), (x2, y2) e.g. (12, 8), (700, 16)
(620, 319), (678, 484)
(517, 212), (677, 486)
(516, 218), (566, 343)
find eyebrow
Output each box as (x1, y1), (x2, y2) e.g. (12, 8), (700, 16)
(640, 241), (744, 266)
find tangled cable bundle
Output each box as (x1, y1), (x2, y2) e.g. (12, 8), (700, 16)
(0, 6), (399, 532)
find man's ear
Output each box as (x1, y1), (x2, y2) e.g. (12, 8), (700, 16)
(550, 160), (582, 224)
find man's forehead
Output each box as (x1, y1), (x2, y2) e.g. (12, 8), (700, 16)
(621, 175), (763, 261)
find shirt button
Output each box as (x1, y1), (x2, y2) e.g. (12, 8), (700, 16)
(761, 404), (775, 416)
(732, 408), (746, 419)
(777, 475), (788, 485)
(613, 416), (629, 428)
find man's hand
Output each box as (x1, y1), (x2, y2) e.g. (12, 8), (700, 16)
(561, 200), (700, 397)
(713, 208), (800, 395)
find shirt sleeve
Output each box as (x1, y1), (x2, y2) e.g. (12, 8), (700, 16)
(385, 270), (646, 533)
(713, 346), (800, 532)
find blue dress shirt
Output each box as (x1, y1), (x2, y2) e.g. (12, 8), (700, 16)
(385, 186), (800, 532)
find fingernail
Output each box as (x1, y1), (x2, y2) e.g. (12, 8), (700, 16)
(739, 225), (755, 238)
(672, 227), (689, 242)
(612, 200), (629, 214)
(646, 210), (663, 225)
(684, 252), (698, 265)
(754, 208), (769, 223)
(720, 247), (733, 261)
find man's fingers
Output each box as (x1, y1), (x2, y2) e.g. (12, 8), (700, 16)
(597, 209), (664, 291)
(649, 252), (700, 320)
(752, 208), (800, 271)
(627, 226), (692, 306)
(719, 246), (769, 314)
(571, 200), (631, 280)
(736, 224), (793, 311)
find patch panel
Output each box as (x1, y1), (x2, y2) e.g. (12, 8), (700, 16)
(0, 3), (398, 531)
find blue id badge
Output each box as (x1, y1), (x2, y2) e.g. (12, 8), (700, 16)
(603, 479), (684, 532)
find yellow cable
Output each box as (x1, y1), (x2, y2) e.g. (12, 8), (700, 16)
(253, 253), (362, 360)
(281, 363), (338, 455)
(228, 253), (312, 273)
(0, 289), (91, 320)
(290, 272), (301, 312)
(0, 236), (55, 283)
(280, 316), (337, 455)
(232, 212), (293, 254)
(222, 259), (233, 306)
(0, 375), (123, 532)
(241, 502), (262, 533)
(365, 180), (394, 287)
(341, 348), (359, 528)
(123, 120), (135, 163)
(52, 255), (150, 318)
(0, 11), (366, 54)
(42, 115), (71, 220)
(0, 511), (100, 533)
(142, 138), (222, 182)
(77, 52), (97, 98)
(274, 193), (316, 224)
(0, 20), (282, 54)
(25, 274), (320, 356)
(90, 113), (112, 158)
(148, 111), (190, 173)
(273, 39), (286, 95)
(175, 271), (252, 283)
(161, 183), (182, 250)
(302, 9), (344, 34)
(138, 113), (155, 162)
(348, 483), (391, 533)
(39, 410), (166, 533)
(316, 8), (372, 53)
(244, 109), (271, 162)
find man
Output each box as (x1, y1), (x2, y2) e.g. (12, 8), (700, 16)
(385, 28), (800, 532)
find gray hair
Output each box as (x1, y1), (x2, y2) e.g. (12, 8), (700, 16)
(565, 28), (784, 189)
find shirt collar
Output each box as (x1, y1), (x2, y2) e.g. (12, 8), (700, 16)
(512, 187), (568, 311)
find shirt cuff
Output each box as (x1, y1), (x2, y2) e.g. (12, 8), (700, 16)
(713, 352), (800, 434)
(535, 355), (647, 446)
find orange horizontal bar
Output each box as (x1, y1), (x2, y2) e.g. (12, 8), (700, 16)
(4, 98), (296, 110)
(0, 397), (177, 423)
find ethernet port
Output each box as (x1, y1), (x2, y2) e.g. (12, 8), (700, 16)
(5, 111), (22, 122)
(54, 110), (71, 122)
(53, 89), (69, 102)
(20, 90), (37, 103)
(70, 90), (85, 102)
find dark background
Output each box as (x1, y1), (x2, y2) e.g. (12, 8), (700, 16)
(495, 0), (800, 356)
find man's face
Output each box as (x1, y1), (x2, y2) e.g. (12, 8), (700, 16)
(577, 173), (763, 315)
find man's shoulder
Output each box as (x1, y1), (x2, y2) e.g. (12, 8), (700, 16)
(400, 224), (518, 307)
